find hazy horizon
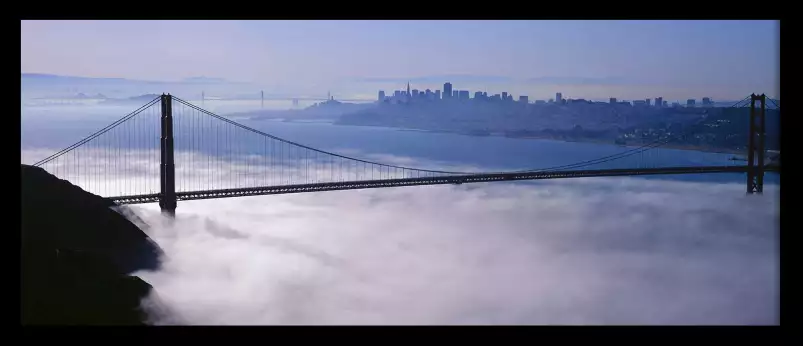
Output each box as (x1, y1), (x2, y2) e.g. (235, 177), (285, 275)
(21, 20), (779, 101)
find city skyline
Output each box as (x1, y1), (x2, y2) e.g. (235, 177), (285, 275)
(21, 20), (779, 100)
(374, 80), (731, 106)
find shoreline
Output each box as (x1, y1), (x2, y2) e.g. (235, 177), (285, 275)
(232, 115), (749, 157)
(336, 123), (745, 156)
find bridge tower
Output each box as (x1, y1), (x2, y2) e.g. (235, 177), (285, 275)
(747, 93), (766, 194)
(159, 94), (177, 216)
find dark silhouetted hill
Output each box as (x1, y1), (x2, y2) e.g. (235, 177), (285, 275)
(21, 164), (163, 325)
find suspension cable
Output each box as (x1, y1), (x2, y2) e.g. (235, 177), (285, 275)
(33, 96), (161, 167)
(172, 94), (751, 176)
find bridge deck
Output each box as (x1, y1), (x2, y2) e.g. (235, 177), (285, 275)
(108, 165), (774, 205)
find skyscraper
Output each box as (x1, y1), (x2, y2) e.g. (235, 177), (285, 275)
(443, 82), (453, 99)
(645, 98), (651, 106)
(610, 97), (617, 104)
(378, 90), (385, 102)
(655, 97), (663, 108)
(435, 90), (441, 100)
(556, 93), (563, 103)
(502, 92), (508, 100)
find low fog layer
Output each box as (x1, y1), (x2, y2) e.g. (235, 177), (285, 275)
(20, 146), (779, 325)
(128, 177), (778, 325)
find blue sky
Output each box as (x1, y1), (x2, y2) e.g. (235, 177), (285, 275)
(21, 20), (779, 101)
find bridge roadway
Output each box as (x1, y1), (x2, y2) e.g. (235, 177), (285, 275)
(108, 165), (777, 205)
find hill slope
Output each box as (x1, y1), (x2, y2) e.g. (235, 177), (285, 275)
(21, 164), (163, 325)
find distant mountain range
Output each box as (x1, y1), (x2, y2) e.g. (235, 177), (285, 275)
(181, 76), (227, 84)
(22, 73), (159, 84)
(100, 94), (163, 104)
(21, 73), (234, 85)
(23, 73), (124, 81)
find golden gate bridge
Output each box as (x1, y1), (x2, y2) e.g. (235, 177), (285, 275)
(30, 94), (779, 216)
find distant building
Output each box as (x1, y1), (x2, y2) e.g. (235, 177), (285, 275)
(491, 94), (502, 101)
(633, 100), (647, 107)
(567, 98), (589, 105)
(535, 100), (546, 105)
(435, 90), (441, 99)
(686, 99), (696, 107)
(474, 91), (484, 100)
(663, 100), (668, 107)
(702, 97), (712, 107)
(655, 97), (663, 108)
(459, 90), (469, 100)
(672, 102), (681, 108)
(483, 92), (488, 98)
(412, 89), (419, 98)
(443, 82), (453, 99)
(609, 97), (617, 104)
(393, 90), (401, 98)
(425, 89), (432, 98)
(378, 90), (385, 102)
(453, 90), (459, 98)
(645, 98), (651, 106)
(556, 92), (563, 103)
(502, 92), (508, 101)
(519, 95), (529, 103)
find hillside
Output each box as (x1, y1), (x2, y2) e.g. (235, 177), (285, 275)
(21, 164), (163, 325)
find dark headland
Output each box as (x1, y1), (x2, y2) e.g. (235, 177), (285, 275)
(21, 164), (165, 325)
